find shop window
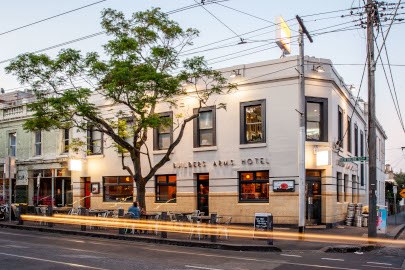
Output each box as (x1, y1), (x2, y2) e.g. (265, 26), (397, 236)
(62, 128), (69, 153)
(306, 97), (328, 141)
(239, 171), (269, 202)
(336, 172), (342, 202)
(103, 176), (133, 202)
(87, 125), (103, 155)
(154, 112), (173, 150)
(344, 174), (349, 202)
(240, 100), (266, 144)
(9, 132), (16, 157)
(155, 175), (176, 202)
(194, 107), (216, 147)
(34, 131), (42, 156)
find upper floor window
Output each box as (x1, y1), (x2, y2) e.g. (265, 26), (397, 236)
(62, 129), (69, 153)
(354, 124), (359, 156)
(9, 133), (16, 157)
(34, 131), (42, 156)
(154, 112), (173, 150)
(87, 125), (103, 155)
(155, 175), (176, 203)
(240, 100), (266, 144)
(338, 106), (343, 147)
(306, 97), (328, 141)
(360, 130), (365, 186)
(194, 107), (216, 147)
(347, 117), (352, 153)
(239, 171), (269, 202)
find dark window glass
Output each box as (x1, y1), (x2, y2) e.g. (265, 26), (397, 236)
(360, 131), (365, 186)
(63, 129), (69, 153)
(34, 131), (42, 156)
(155, 175), (176, 202)
(103, 176), (133, 202)
(354, 125), (359, 156)
(305, 97), (328, 142)
(338, 107), (343, 147)
(154, 113), (173, 150)
(347, 117), (352, 153)
(239, 171), (269, 202)
(344, 174), (348, 202)
(337, 172), (342, 203)
(87, 125), (103, 155)
(9, 133), (16, 156)
(240, 100), (266, 144)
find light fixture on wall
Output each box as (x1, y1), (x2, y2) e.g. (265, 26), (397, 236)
(69, 159), (82, 171)
(313, 65), (325, 73)
(229, 69), (241, 78)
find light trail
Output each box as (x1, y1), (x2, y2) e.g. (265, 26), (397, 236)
(20, 214), (405, 246)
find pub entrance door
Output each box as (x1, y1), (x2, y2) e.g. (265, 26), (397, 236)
(197, 174), (209, 215)
(82, 177), (91, 209)
(306, 170), (322, 225)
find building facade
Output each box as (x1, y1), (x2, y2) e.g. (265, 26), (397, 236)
(1, 56), (387, 226)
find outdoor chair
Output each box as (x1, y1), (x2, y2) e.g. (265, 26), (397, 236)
(187, 214), (202, 240)
(218, 217), (232, 239)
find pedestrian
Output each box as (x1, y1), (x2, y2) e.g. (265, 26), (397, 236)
(128, 201), (141, 219)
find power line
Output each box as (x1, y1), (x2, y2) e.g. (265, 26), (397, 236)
(0, 0), (107, 37)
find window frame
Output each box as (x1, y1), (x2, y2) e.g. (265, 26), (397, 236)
(238, 171), (269, 203)
(102, 176), (133, 202)
(240, 100), (266, 144)
(193, 106), (216, 148)
(9, 132), (17, 157)
(62, 128), (69, 153)
(305, 97), (328, 142)
(153, 112), (173, 150)
(155, 174), (177, 203)
(336, 172), (342, 203)
(34, 130), (42, 156)
(87, 125), (103, 155)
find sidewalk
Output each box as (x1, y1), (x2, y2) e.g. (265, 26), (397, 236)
(387, 210), (405, 239)
(1, 217), (403, 252)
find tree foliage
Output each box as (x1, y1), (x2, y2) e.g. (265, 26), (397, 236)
(6, 8), (236, 209)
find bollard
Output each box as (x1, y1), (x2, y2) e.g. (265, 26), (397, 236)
(161, 212), (167, 238)
(47, 205), (54, 228)
(118, 208), (125, 234)
(80, 207), (87, 231)
(17, 204), (24, 225)
(267, 215), (273, 245)
(210, 213), (217, 243)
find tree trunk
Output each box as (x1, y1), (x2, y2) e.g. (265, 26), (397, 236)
(136, 180), (146, 211)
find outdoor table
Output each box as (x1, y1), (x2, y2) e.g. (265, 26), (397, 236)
(88, 210), (110, 217)
(52, 207), (71, 214)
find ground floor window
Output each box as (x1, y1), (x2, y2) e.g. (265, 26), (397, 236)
(155, 175), (176, 203)
(239, 171), (269, 202)
(103, 176), (133, 202)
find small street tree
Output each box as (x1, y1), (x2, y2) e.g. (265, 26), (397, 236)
(6, 8), (235, 210)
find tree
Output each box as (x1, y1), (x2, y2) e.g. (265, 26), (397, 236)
(6, 8), (236, 210)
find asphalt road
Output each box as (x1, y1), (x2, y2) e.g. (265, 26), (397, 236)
(0, 228), (403, 270)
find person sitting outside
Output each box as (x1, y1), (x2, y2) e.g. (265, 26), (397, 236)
(128, 202), (141, 219)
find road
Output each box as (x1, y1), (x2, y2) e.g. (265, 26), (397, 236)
(0, 228), (403, 270)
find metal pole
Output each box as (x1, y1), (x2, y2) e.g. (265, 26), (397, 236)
(366, 0), (377, 238)
(8, 157), (12, 222)
(296, 15), (313, 235)
(51, 169), (55, 207)
(394, 193), (397, 225)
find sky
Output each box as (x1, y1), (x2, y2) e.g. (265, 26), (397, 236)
(1, 0), (404, 172)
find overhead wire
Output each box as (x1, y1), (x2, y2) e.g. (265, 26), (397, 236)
(0, 0), (107, 37)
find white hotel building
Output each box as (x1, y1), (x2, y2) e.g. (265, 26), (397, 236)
(1, 56), (387, 226)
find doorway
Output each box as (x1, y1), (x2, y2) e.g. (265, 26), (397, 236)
(82, 177), (91, 209)
(197, 174), (209, 215)
(306, 170), (322, 225)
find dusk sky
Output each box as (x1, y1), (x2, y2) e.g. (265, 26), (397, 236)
(1, 0), (404, 172)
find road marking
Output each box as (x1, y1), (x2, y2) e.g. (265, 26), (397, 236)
(362, 265), (402, 270)
(185, 265), (224, 270)
(280, 254), (302, 258)
(143, 247), (361, 270)
(3, 244), (28, 249)
(0, 252), (110, 270)
(367, 262), (393, 266)
(321, 258), (345, 262)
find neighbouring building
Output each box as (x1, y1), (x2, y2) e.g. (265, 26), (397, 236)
(1, 56), (387, 227)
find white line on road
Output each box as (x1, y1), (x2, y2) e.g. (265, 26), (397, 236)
(361, 265), (402, 270)
(367, 262), (393, 266)
(321, 258), (345, 262)
(185, 265), (224, 270)
(0, 252), (110, 270)
(280, 254), (302, 258)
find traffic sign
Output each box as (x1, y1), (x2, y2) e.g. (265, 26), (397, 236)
(399, 189), (405, 199)
(339, 156), (368, 162)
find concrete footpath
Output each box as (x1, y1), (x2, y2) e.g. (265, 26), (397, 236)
(0, 214), (404, 253)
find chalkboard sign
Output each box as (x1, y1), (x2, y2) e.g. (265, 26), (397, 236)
(254, 213), (273, 245)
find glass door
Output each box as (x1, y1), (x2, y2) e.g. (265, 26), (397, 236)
(197, 174), (209, 215)
(306, 170), (322, 225)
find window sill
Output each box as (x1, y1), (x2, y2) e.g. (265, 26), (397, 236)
(87, 154), (105, 159)
(30, 155), (43, 159)
(193, 146), (218, 152)
(239, 143), (267, 149)
(153, 150), (173, 155)
(238, 201), (269, 204)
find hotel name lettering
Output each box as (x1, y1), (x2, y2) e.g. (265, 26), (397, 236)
(173, 158), (270, 169)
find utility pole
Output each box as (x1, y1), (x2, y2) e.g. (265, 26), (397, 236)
(366, 0), (377, 238)
(296, 15), (313, 235)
